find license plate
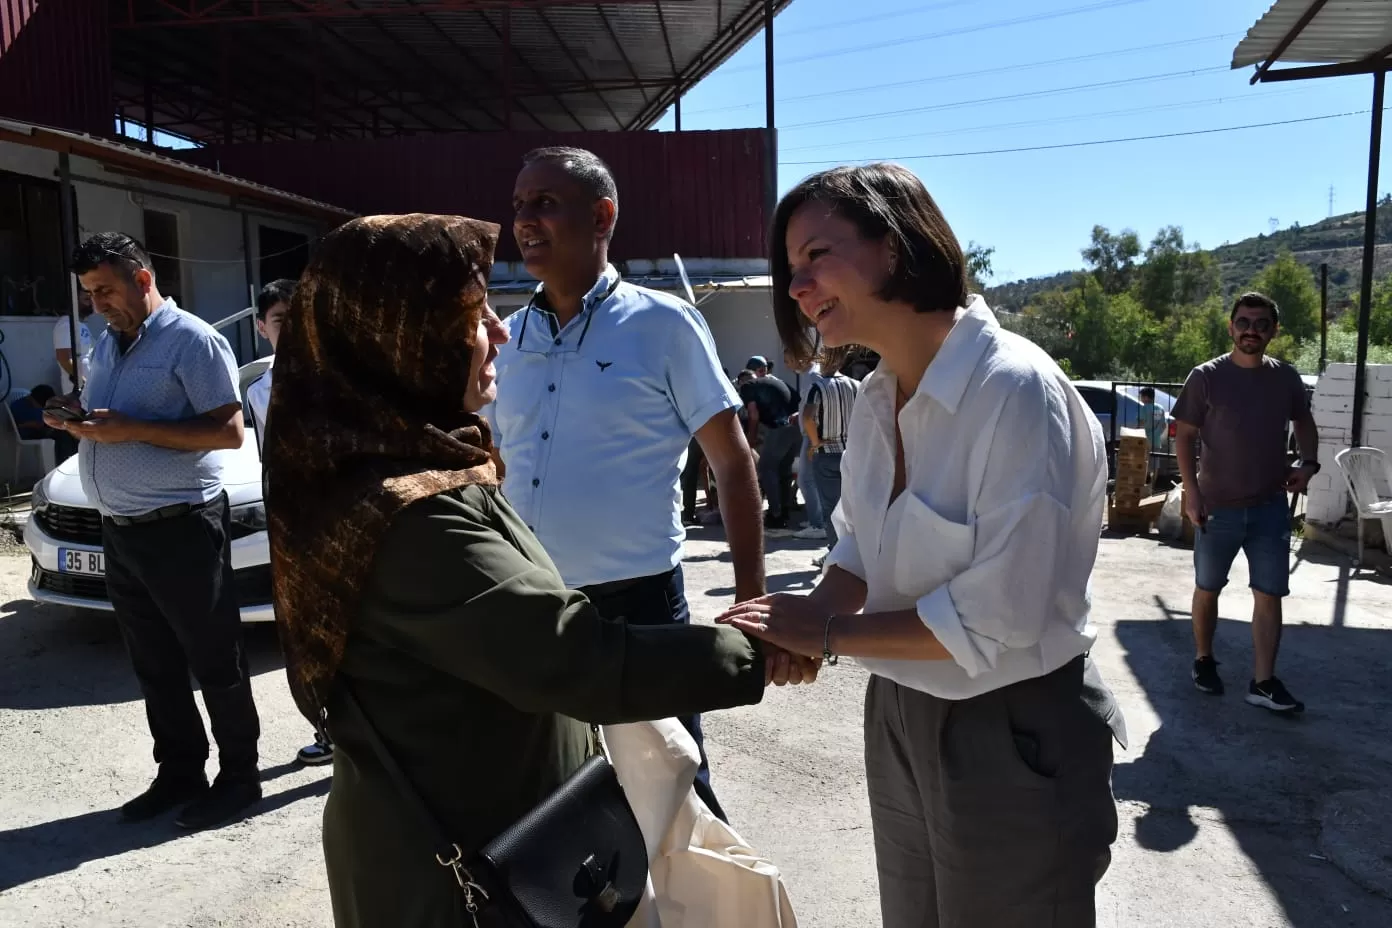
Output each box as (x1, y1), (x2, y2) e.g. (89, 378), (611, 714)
(58, 548), (105, 577)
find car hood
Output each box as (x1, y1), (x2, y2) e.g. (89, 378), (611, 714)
(41, 435), (264, 510)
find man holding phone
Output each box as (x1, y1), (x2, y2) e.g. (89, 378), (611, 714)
(44, 232), (261, 829)
(1173, 291), (1318, 714)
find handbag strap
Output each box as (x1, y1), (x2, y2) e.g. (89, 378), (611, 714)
(334, 682), (494, 920)
(334, 680), (608, 923)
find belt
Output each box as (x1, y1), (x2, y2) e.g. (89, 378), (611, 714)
(106, 497), (214, 527)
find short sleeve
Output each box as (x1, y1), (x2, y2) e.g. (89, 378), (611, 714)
(665, 305), (740, 435)
(1172, 367), (1208, 427)
(1289, 366), (1310, 417)
(176, 331), (242, 416)
(805, 384), (823, 413)
(53, 318), (71, 351)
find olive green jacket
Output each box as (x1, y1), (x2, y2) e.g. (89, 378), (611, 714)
(322, 485), (765, 928)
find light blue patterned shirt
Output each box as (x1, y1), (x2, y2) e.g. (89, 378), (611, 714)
(486, 265), (740, 588)
(79, 299), (241, 517)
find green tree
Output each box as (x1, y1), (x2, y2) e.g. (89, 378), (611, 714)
(1338, 275), (1392, 345)
(965, 241), (995, 292)
(1134, 226), (1219, 319)
(1080, 225), (1141, 295)
(1246, 250), (1320, 342)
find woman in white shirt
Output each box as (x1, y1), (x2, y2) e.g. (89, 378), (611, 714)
(719, 163), (1127, 928)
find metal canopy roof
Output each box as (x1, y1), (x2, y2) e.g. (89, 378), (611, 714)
(111, 0), (791, 142)
(1232, 0), (1392, 79)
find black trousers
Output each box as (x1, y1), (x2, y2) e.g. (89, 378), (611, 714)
(679, 438), (706, 517)
(579, 565), (726, 823)
(102, 494), (260, 780)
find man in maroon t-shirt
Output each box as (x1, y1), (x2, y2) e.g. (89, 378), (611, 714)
(1172, 291), (1318, 713)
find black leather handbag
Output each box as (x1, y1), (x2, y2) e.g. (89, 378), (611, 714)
(338, 685), (649, 928)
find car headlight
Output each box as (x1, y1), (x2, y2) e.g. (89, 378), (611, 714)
(229, 502), (267, 539)
(31, 480), (49, 517)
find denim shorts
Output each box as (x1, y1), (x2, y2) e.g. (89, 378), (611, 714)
(1193, 493), (1291, 597)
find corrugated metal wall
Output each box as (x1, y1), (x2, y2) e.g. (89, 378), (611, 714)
(182, 130), (770, 260)
(0, 0), (111, 135)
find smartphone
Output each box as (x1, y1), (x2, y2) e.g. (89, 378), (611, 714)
(44, 401), (93, 422)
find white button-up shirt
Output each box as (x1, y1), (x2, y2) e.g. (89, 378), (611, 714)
(827, 296), (1107, 699)
(487, 265), (740, 588)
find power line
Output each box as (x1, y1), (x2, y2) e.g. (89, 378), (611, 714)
(779, 86), (1314, 154)
(716, 0), (1152, 75)
(779, 109), (1377, 166)
(686, 33), (1237, 116)
(782, 66), (1230, 130)
(778, 0), (978, 39)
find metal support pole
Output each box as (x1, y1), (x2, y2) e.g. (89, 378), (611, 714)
(763, 0), (776, 225)
(221, 27), (233, 144)
(241, 211), (256, 364)
(503, 6), (513, 129)
(1352, 70), (1385, 448)
(1319, 262), (1328, 374)
(143, 71), (155, 146)
(674, 89), (681, 131)
(57, 153), (81, 395)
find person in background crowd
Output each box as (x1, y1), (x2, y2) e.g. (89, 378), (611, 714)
(679, 436), (707, 526)
(740, 355), (801, 533)
(490, 147), (766, 822)
(1173, 291), (1319, 714)
(720, 163), (1125, 927)
(54, 288), (98, 395)
(1136, 385), (1169, 487)
(785, 349), (827, 541)
(44, 232), (260, 831)
(245, 278), (335, 768)
(801, 359), (859, 569)
(9, 384), (78, 461)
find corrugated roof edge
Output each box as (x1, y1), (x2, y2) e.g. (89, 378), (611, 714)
(0, 118), (357, 223)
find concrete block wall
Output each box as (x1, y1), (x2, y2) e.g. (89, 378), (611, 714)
(1307, 363), (1392, 525)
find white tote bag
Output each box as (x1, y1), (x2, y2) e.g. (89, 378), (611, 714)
(601, 719), (799, 928)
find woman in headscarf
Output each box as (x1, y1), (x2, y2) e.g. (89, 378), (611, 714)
(263, 214), (797, 928)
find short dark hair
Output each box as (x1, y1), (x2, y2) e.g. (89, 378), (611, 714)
(257, 278), (297, 318)
(1139, 386), (1155, 399)
(29, 384), (56, 404)
(72, 232), (154, 282)
(1231, 291), (1279, 324)
(522, 147), (619, 240)
(770, 163), (968, 368)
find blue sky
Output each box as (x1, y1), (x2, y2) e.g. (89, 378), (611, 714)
(651, 0), (1391, 283)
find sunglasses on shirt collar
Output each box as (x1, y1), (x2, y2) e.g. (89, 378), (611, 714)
(514, 274), (623, 355)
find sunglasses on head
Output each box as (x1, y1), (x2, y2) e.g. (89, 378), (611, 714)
(1233, 317), (1273, 334)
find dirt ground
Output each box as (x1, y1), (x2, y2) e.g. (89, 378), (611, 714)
(1, 526), (1390, 928)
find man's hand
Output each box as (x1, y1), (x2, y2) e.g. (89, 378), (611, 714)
(65, 410), (143, 445)
(1183, 486), (1207, 530)
(1284, 464), (1316, 495)
(41, 412), (71, 431)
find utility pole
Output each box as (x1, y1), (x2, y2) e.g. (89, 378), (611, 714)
(1329, 184), (1335, 218)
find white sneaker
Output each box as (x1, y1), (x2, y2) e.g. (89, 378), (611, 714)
(794, 526), (827, 540)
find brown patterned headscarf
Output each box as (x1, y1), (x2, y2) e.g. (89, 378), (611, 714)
(263, 214), (502, 723)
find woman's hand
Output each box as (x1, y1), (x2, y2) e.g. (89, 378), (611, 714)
(719, 593), (829, 661)
(763, 644), (822, 686)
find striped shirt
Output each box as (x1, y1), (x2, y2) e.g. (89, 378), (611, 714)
(807, 373), (858, 454)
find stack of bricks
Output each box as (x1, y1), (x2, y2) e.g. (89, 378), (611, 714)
(1306, 362), (1392, 526)
(1109, 430), (1164, 533)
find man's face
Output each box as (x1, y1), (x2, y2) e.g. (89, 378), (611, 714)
(256, 301), (290, 352)
(1230, 303), (1277, 355)
(78, 264), (151, 336)
(512, 160), (613, 282)
(77, 288), (94, 319)
(1139, 391), (1154, 406)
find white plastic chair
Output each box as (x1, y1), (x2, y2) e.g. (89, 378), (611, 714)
(5, 390), (57, 486)
(1333, 447), (1392, 567)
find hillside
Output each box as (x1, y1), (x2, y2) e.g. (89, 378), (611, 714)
(987, 199), (1392, 314)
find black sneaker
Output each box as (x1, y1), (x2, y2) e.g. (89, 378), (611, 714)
(296, 736), (334, 767)
(1246, 678), (1305, 714)
(174, 773), (262, 831)
(120, 773), (209, 823)
(1192, 657), (1224, 695)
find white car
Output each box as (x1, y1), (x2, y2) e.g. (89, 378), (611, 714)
(25, 358), (274, 622)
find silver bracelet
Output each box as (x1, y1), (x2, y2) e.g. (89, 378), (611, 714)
(822, 614), (839, 666)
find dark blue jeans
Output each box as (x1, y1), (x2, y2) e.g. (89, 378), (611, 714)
(578, 564), (726, 822)
(812, 450), (844, 549)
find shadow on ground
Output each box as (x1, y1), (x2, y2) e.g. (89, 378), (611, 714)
(1113, 599), (1392, 925)
(0, 773), (330, 892)
(0, 599), (287, 710)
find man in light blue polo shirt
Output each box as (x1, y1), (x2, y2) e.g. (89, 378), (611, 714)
(491, 147), (768, 821)
(45, 233), (261, 831)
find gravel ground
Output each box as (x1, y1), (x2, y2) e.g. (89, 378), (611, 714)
(1, 527), (1390, 927)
